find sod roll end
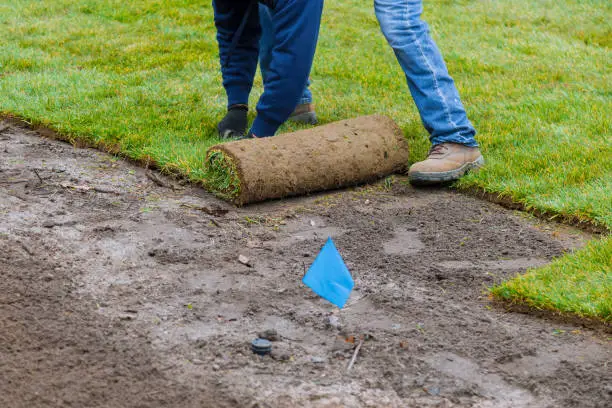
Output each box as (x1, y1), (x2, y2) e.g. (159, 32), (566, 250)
(206, 115), (409, 205)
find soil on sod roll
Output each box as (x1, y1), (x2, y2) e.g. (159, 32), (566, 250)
(207, 115), (409, 205)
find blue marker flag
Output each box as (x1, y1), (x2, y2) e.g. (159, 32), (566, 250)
(302, 238), (354, 308)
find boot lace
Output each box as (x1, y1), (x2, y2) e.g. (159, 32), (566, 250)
(428, 144), (448, 157)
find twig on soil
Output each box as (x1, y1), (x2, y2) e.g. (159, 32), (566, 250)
(180, 203), (229, 217)
(280, 335), (302, 342)
(32, 169), (45, 185)
(92, 186), (123, 195)
(58, 182), (122, 195)
(0, 179), (29, 184)
(159, 364), (177, 371)
(43, 220), (77, 229)
(347, 339), (364, 371)
(16, 240), (34, 256)
(146, 170), (175, 190)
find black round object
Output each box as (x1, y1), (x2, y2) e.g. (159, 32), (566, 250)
(251, 338), (272, 355)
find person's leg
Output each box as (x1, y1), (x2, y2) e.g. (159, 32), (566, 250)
(259, 3), (317, 125)
(214, 0), (261, 138)
(250, 0), (323, 137)
(258, 3), (274, 87)
(374, 0), (475, 146)
(374, 0), (483, 183)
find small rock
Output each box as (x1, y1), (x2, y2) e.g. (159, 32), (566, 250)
(257, 329), (279, 342)
(118, 315), (133, 321)
(309, 220), (316, 227)
(271, 351), (290, 362)
(238, 255), (252, 267)
(425, 386), (441, 396)
(246, 240), (262, 249)
(327, 315), (341, 329)
(43, 274), (54, 282)
(191, 359), (205, 365)
(365, 199), (370, 205)
(311, 356), (327, 364)
(270, 343), (291, 361)
(212, 364), (220, 371)
(42, 220), (56, 228)
(414, 377), (426, 387)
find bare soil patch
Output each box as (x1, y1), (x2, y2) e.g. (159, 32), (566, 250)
(1, 121), (609, 408)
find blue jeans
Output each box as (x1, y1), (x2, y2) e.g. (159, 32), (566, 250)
(259, 4), (313, 106)
(375, 0), (477, 146)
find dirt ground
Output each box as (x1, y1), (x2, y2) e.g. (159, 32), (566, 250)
(1, 121), (610, 408)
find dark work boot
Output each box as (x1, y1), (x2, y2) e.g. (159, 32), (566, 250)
(217, 104), (248, 139)
(288, 103), (317, 125)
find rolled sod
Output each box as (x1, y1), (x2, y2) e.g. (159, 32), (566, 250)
(206, 115), (409, 205)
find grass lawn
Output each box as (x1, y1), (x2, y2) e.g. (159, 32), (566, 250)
(492, 236), (611, 323)
(0, 1), (610, 320)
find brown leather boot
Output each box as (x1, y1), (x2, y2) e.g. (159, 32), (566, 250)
(288, 103), (317, 125)
(408, 143), (484, 185)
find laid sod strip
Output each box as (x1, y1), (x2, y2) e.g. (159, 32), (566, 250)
(492, 236), (612, 323)
(206, 116), (409, 205)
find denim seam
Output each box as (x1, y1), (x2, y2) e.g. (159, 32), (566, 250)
(405, 4), (457, 132)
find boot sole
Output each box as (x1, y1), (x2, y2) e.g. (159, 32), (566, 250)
(288, 112), (318, 125)
(409, 156), (485, 185)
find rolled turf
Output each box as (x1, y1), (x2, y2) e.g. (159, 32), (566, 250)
(206, 115), (409, 205)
